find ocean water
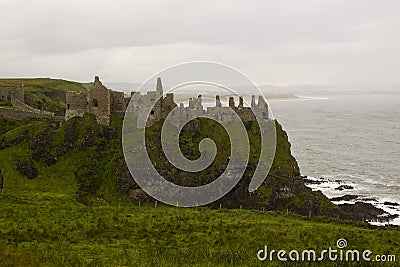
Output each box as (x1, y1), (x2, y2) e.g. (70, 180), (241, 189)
(269, 94), (400, 217)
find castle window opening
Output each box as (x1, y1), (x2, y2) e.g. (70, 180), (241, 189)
(67, 104), (70, 110)
(262, 112), (267, 119)
(150, 110), (155, 115)
(93, 99), (98, 107)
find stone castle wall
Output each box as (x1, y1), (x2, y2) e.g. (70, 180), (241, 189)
(0, 88), (11, 101)
(12, 86), (24, 102)
(125, 78), (178, 127)
(165, 95), (268, 129)
(0, 85), (24, 103)
(87, 76), (111, 118)
(66, 76), (119, 125)
(0, 84), (55, 120)
(11, 99), (54, 116)
(0, 107), (55, 120)
(65, 92), (87, 120)
(110, 91), (126, 116)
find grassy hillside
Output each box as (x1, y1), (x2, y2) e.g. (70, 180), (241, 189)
(0, 204), (399, 266)
(0, 78), (91, 115)
(0, 114), (130, 206)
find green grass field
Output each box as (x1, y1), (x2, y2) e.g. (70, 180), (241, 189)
(0, 202), (399, 266)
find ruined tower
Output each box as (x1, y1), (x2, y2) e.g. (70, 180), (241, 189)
(156, 77), (163, 97)
(216, 95), (222, 107)
(87, 76), (111, 125)
(65, 76), (128, 125)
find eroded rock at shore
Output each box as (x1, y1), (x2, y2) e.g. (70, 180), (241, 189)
(330, 195), (358, 202)
(303, 178), (328, 185)
(384, 201), (400, 206)
(335, 184), (354, 191)
(339, 202), (398, 222)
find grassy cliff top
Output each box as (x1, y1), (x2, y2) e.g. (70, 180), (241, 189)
(0, 78), (91, 92)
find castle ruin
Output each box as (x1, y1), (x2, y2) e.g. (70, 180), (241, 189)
(65, 76), (270, 127)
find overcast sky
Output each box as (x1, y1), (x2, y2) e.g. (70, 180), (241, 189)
(0, 0), (399, 87)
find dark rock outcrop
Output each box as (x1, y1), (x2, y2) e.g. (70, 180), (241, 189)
(384, 201), (400, 206)
(335, 185), (354, 191)
(330, 195), (358, 202)
(339, 202), (398, 222)
(16, 157), (38, 179)
(304, 178), (327, 185)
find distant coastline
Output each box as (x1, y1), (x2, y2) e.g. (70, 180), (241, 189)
(174, 93), (301, 104)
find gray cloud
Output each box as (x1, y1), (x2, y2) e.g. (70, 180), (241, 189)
(0, 0), (399, 86)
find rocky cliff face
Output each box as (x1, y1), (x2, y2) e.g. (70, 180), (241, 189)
(116, 117), (340, 217)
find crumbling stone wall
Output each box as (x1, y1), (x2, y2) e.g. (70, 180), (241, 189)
(0, 88), (11, 101)
(125, 78), (176, 127)
(0, 84), (55, 120)
(0, 85), (24, 103)
(165, 94), (268, 129)
(160, 93), (177, 120)
(110, 91), (126, 116)
(0, 107), (54, 120)
(12, 86), (24, 102)
(11, 99), (54, 116)
(65, 92), (87, 120)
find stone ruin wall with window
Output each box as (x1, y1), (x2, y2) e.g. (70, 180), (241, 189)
(65, 76), (128, 125)
(0, 86), (24, 103)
